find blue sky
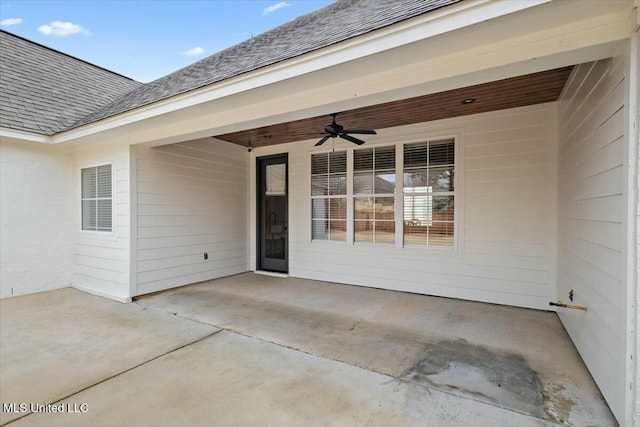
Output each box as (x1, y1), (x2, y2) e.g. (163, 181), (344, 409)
(0, 0), (334, 82)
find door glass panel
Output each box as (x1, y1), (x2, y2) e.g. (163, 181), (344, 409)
(265, 195), (286, 259)
(266, 163), (286, 195)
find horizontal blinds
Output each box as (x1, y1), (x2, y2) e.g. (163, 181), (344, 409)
(81, 165), (112, 232)
(403, 139), (455, 247)
(354, 146), (395, 171)
(311, 151), (347, 241)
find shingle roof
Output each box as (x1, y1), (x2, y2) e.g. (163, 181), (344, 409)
(71, 0), (461, 130)
(0, 30), (142, 135)
(0, 0), (461, 136)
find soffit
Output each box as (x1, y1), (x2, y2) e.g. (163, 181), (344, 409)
(216, 66), (572, 148)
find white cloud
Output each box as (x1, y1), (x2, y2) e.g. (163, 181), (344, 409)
(263, 1), (291, 15)
(182, 47), (205, 57)
(37, 21), (89, 37)
(0, 18), (23, 26)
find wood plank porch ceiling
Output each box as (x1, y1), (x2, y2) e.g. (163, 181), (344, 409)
(215, 66), (573, 148)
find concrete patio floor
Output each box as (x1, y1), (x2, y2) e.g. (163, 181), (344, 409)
(0, 273), (616, 426)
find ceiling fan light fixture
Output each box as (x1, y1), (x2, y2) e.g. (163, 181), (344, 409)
(313, 113), (376, 147)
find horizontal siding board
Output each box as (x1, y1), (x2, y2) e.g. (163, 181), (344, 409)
(292, 259), (550, 297)
(154, 143), (247, 168)
(560, 108), (624, 173)
(294, 249), (549, 283)
(560, 81), (624, 158)
(562, 218), (623, 252)
(138, 240), (247, 261)
(137, 214), (245, 228)
(465, 151), (549, 170)
(137, 256), (246, 284)
(137, 164), (248, 182)
(137, 265), (246, 295)
(560, 58), (624, 141)
(465, 164), (548, 183)
(136, 204), (246, 217)
(559, 237), (623, 281)
(291, 268), (550, 310)
(560, 165), (623, 202)
(138, 231), (246, 250)
(465, 177), (552, 195)
(561, 194), (623, 223)
(464, 253), (549, 271)
(557, 249), (622, 315)
(134, 138), (249, 295)
(137, 224), (246, 239)
(466, 204), (549, 222)
(146, 150), (247, 176)
(558, 63), (592, 121)
(556, 58), (625, 422)
(136, 189), (246, 206)
(138, 248), (247, 274)
(561, 60), (611, 132)
(465, 128), (548, 148)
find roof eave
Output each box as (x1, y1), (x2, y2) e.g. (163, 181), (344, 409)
(0, 127), (51, 144)
(50, 0), (552, 145)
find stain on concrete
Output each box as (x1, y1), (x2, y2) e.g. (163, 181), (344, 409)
(542, 382), (577, 425)
(403, 338), (547, 419)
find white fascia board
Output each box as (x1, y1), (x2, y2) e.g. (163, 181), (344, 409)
(51, 0), (550, 144)
(0, 127), (51, 144)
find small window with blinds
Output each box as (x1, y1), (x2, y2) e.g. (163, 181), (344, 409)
(311, 151), (347, 241)
(81, 164), (112, 232)
(403, 139), (455, 247)
(353, 146), (395, 244)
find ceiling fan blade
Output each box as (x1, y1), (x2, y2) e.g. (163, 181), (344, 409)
(315, 135), (331, 146)
(324, 125), (338, 134)
(343, 129), (377, 135)
(340, 134), (366, 145)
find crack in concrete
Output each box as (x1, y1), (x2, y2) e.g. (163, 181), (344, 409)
(3, 329), (222, 426)
(133, 304), (559, 425)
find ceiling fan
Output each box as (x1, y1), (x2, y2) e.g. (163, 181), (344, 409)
(311, 113), (377, 147)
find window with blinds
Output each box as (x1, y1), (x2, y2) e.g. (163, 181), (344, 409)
(353, 146), (395, 244)
(311, 151), (347, 241)
(81, 164), (112, 232)
(403, 139), (455, 247)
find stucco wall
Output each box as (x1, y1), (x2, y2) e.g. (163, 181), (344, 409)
(0, 138), (74, 298)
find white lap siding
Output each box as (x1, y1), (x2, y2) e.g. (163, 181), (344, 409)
(557, 57), (628, 423)
(251, 102), (558, 310)
(133, 138), (249, 296)
(73, 141), (130, 302)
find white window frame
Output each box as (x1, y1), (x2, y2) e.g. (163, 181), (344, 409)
(309, 131), (462, 253)
(401, 137), (457, 250)
(352, 145), (396, 246)
(79, 162), (115, 234)
(310, 150), (348, 242)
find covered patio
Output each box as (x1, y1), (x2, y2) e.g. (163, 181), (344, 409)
(1, 273), (616, 426)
